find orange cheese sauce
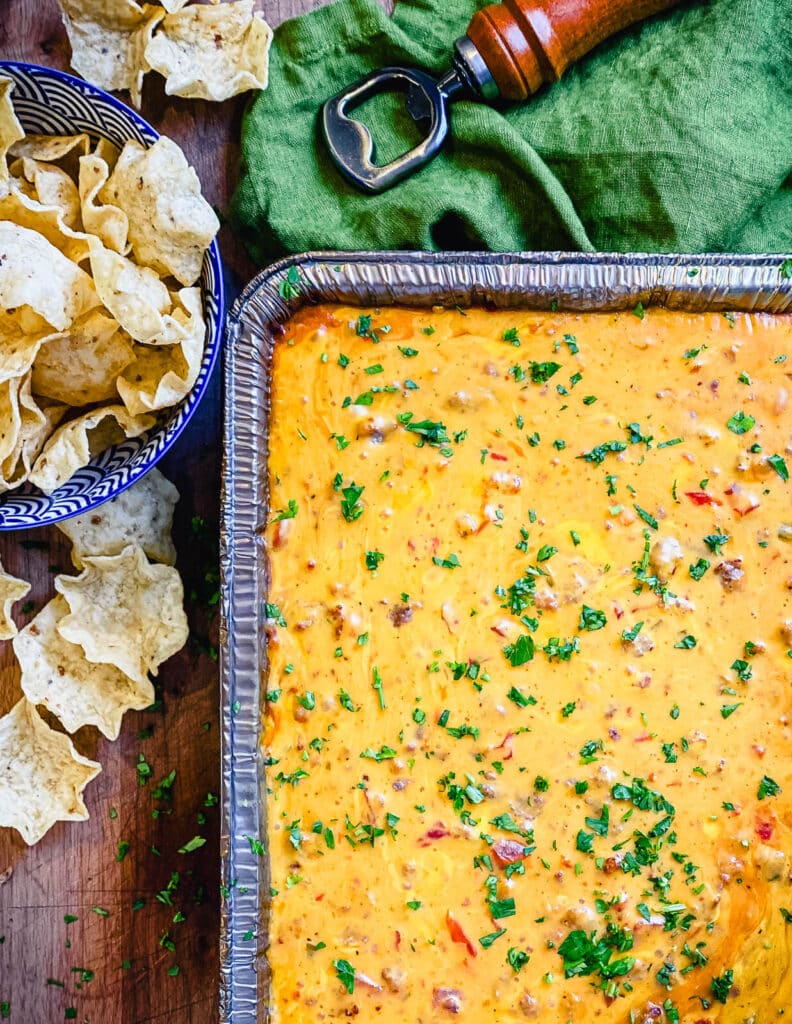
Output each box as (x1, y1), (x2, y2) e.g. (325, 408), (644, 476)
(263, 306), (792, 1023)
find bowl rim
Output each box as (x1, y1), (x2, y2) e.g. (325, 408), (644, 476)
(0, 59), (225, 529)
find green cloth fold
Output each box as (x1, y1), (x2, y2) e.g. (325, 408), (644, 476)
(232, 0), (792, 262)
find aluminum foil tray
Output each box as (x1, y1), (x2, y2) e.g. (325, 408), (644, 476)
(219, 251), (792, 1023)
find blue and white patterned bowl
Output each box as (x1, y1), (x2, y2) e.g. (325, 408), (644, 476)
(0, 61), (224, 530)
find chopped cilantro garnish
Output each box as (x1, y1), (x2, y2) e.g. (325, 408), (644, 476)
(507, 686), (536, 708)
(579, 739), (603, 764)
(768, 454), (789, 482)
(338, 689), (357, 712)
(703, 533), (729, 555)
(278, 266), (302, 300)
(578, 441), (627, 464)
(507, 947), (530, 972)
(339, 482), (364, 522)
(360, 746), (397, 762)
(633, 504), (658, 530)
(503, 634), (535, 667)
(711, 969), (733, 1003)
(529, 361), (562, 384)
(758, 775), (781, 800)
(334, 958), (356, 994)
(372, 667), (386, 709)
(178, 835), (206, 854)
(557, 928), (635, 985)
(479, 928), (507, 948)
(271, 499), (298, 522)
(689, 558), (710, 580)
(726, 410), (755, 434)
(579, 605), (607, 631)
(365, 550), (384, 571)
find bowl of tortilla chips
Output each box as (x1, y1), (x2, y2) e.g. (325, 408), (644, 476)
(0, 61), (224, 529)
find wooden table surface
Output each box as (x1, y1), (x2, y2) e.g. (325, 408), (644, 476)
(0, 1), (319, 1020)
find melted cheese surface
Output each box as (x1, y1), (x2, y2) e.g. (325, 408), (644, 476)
(263, 306), (792, 1023)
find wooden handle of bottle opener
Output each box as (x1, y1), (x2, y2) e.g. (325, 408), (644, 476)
(467, 0), (682, 101)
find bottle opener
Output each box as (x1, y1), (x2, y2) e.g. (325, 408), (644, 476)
(322, 0), (682, 193)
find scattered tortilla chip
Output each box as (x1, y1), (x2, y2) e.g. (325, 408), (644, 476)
(88, 241), (174, 342)
(101, 138), (218, 286)
(0, 557), (30, 639)
(14, 595), (154, 741)
(0, 77), (24, 193)
(78, 154), (128, 254)
(54, 543), (188, 685)
(28, 404), (155, 494)
(60, 1), (165, 108)
(144, 0), (272, 103)
(9, 133), (91, 165)
(32, 310), (134, 406)
(0, 221), (98, 330)
(0, 698), (100, 845)
(58, 466), (178, 568)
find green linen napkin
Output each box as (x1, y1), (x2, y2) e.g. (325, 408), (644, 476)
(232, 0), (792, 262)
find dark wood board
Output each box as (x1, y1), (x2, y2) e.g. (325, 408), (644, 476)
(0, 0), (297, 1020)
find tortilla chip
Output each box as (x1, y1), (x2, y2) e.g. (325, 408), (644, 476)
(100, 138), (218, 286)
(54, 543), (188, 685)
(0, 181), (91, 264)
(60, 1), (165, 108)
(78, 154), (129, 254)
(0, 77), (24, 194)
(14, 595), (154, 741)
(27, 404), (155, 495)
(117, 288), (204, 414)
(88, 241), (174, 343)
(0, 557), (30, 640)
(0, 310), (60, 386)
(0, 221), (98, 330)
(144, 0), (272, 102)
(0, 698), (100, 845)
(32, 310), (134, 406)
(1, 376), (66, 490)
(0, 376), (25, 482)
(9, 133), (91, 164)
(93, 137), (120, 166)
(13, 157), (82, 229)
(58, 466), (178, 568)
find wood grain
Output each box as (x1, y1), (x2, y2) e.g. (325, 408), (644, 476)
(0, 0), (304, 1020)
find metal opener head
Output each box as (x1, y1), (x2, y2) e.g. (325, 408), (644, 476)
(321, 39), (496, 194)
